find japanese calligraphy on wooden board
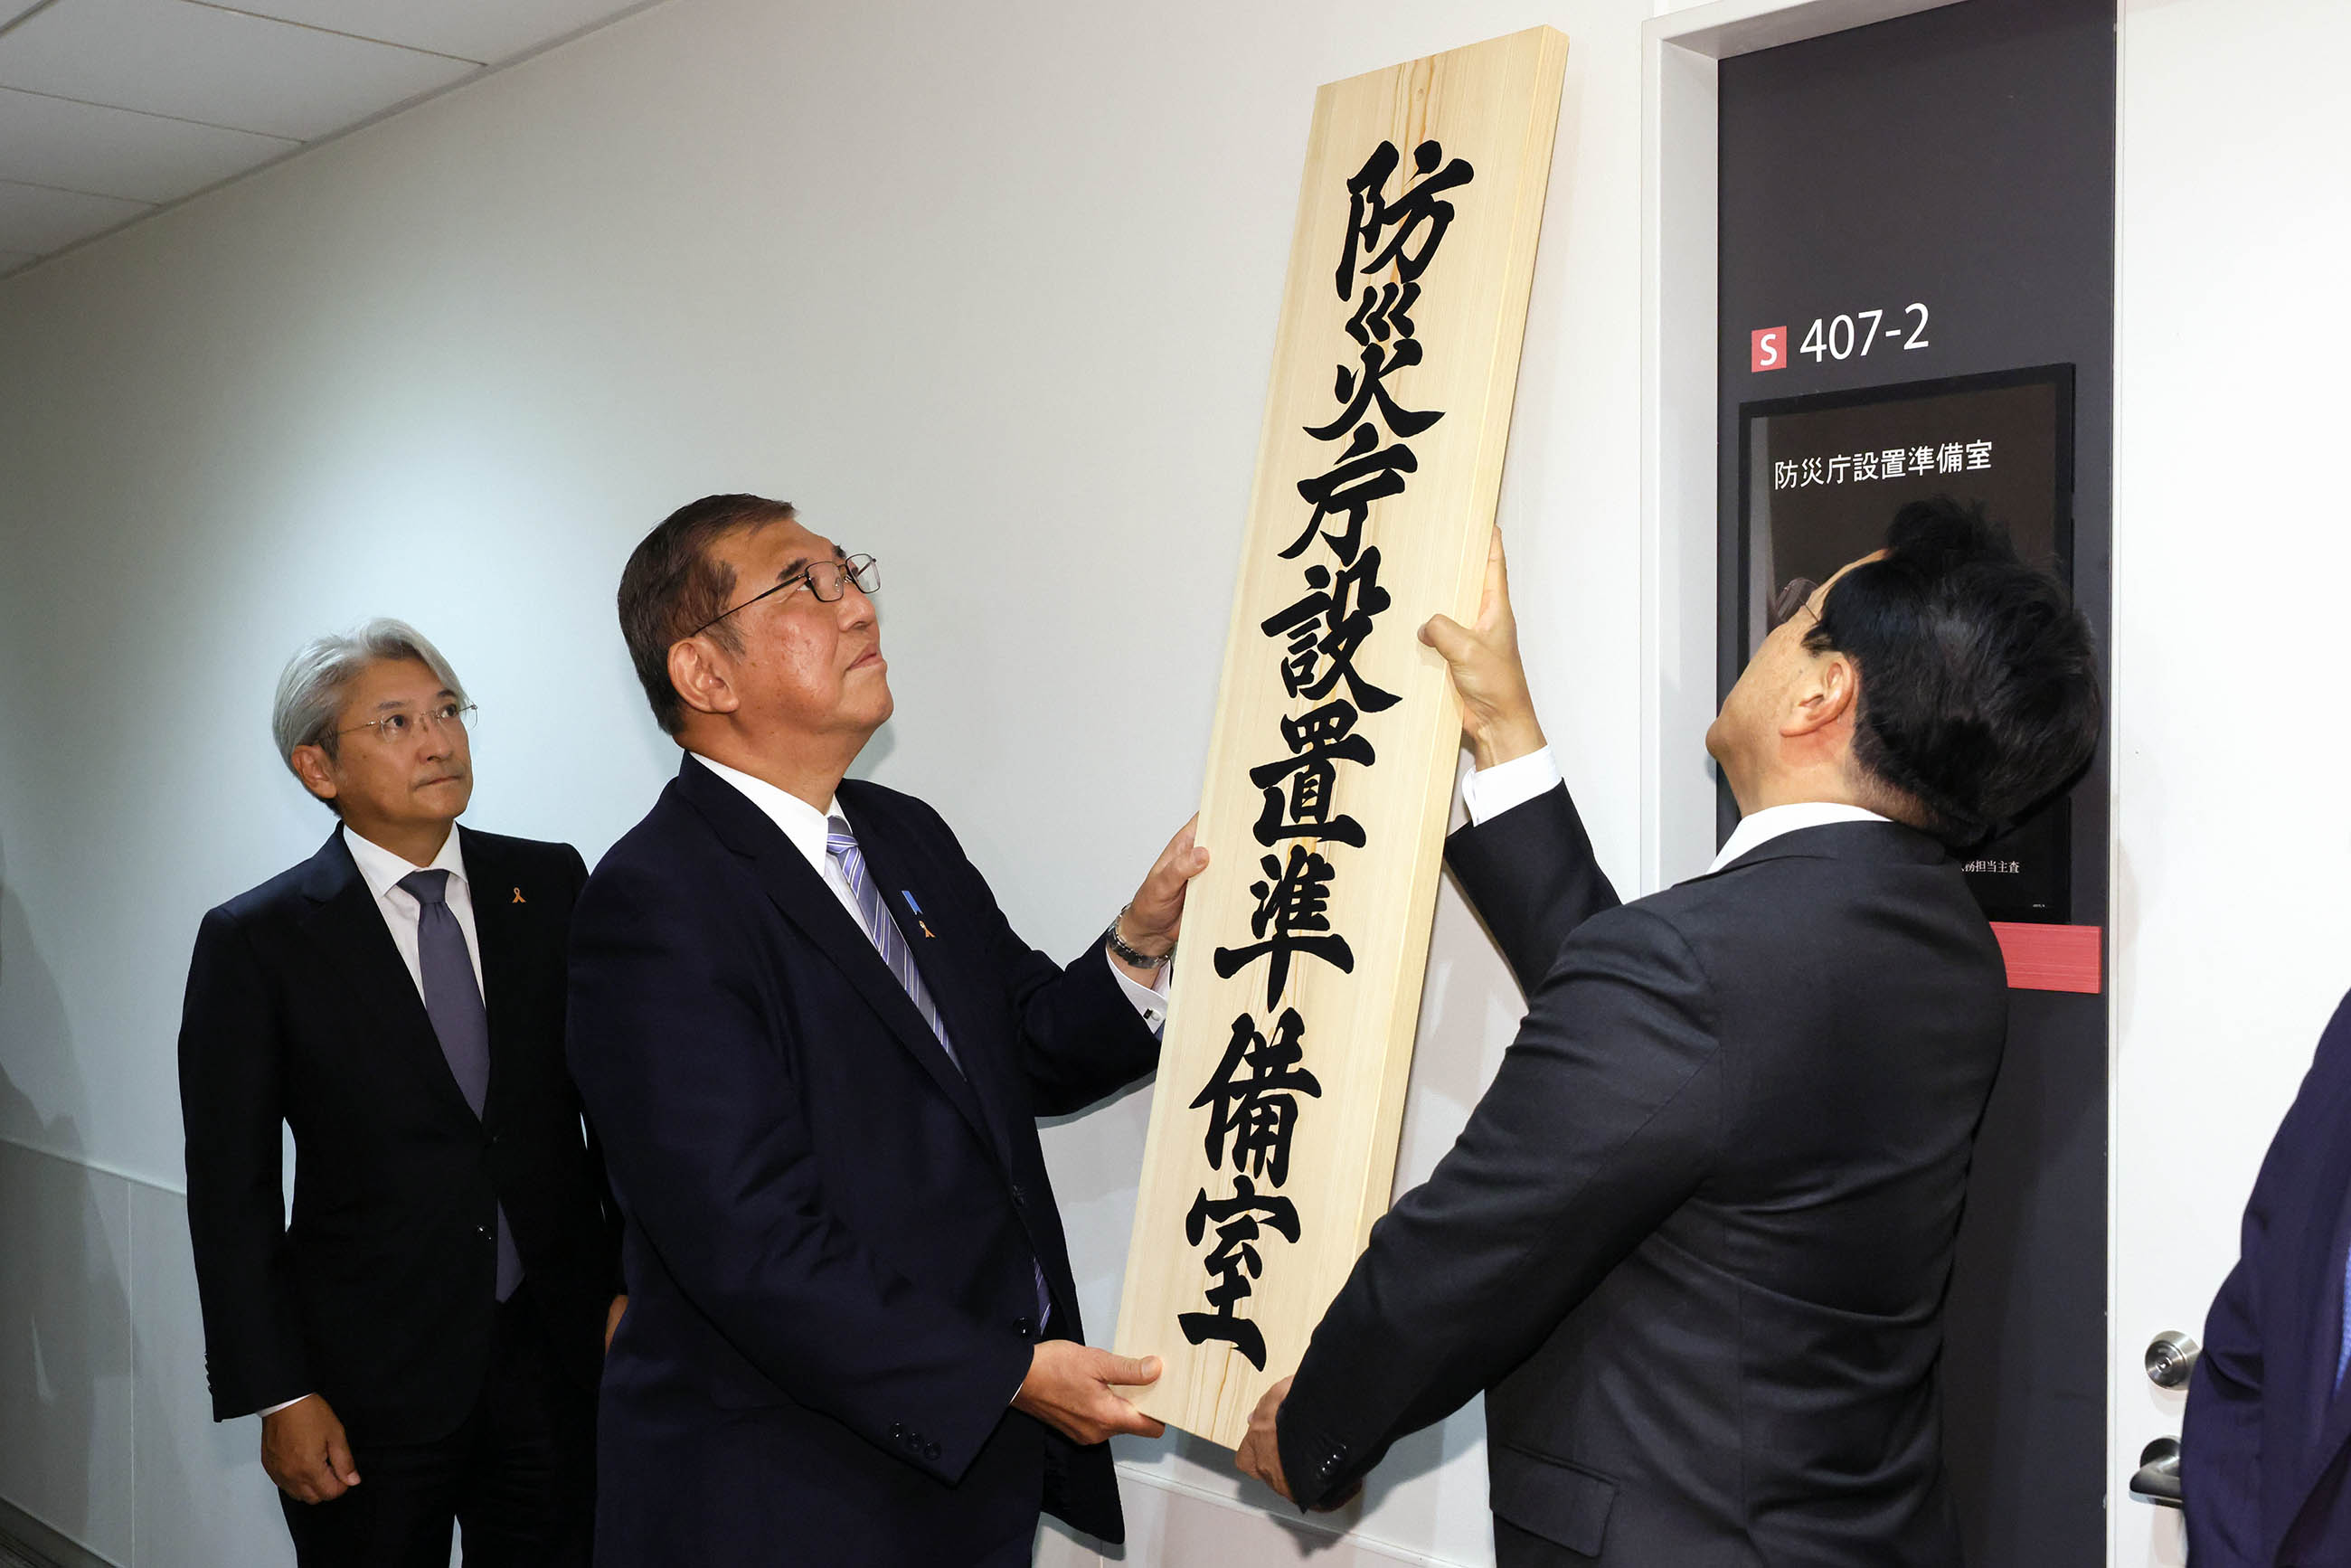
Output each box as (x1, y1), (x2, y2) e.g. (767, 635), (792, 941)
(1114, 27), (1569, 1450)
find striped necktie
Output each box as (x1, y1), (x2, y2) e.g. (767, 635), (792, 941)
(825, 814), (1050, 1327)
(825, 816), (957, 1070)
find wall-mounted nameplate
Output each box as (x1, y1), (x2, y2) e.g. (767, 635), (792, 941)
(1738, 364), (2079, 926)
(1113, 26), (1568, 1450)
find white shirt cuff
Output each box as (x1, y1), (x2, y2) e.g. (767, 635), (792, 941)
(1459, 746), (1563, 827)
(258, 1393), (314, 1417)
(1105, 949), (1171, 1034)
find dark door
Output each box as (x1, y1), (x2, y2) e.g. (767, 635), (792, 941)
(1716, 3), (2116, 1561)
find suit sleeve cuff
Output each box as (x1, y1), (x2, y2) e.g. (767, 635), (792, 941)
(1459, 747), (1563, 827)
(1105, 949), (1171, 1034)
(1276, 1401), (1353, 1512)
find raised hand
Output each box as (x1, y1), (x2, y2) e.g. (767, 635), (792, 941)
(1418, 526), (1545, 770)
(1110, 817), (1209, 983)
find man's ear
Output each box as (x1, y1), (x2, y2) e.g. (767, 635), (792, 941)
(288, 744), (338, 803)
(667, 638), (742, 720)
(1780, 651), (1859, 740)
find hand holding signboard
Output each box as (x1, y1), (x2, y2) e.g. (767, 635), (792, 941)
(1112, 27), (1570, 1449)
(1106, 817), (1210, 987)
(1417, 527), (1545, 771)
(1011, 1344), (1166, 1447)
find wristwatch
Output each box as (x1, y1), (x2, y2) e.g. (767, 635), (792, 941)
(1103, 902), (1175, 968)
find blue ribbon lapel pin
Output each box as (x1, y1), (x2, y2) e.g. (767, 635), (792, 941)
(902, 890), (938, 940)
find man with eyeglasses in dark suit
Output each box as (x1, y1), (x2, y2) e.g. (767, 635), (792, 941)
(568, 494), (1206, 1565)
(178, 619), (623, 1566)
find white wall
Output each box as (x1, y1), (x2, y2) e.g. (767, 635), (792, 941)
(48, 1), (2341, 1563)
(0, 1), (1659, 1562)
(2110, 1), (2351, 1562)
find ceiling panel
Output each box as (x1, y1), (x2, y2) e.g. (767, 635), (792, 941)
(0, 87), (296, 203)
(0, 0), (477, 141)
(0, 177), (149, 252)
(218, 0), (651, 68)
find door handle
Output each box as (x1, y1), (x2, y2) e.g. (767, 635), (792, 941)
(2146, 1329), (2200, 1389)
(2129, 1437), (2183, 1508)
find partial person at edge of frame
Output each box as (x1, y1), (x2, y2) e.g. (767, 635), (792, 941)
(2186, 983), (2351, 1564)
(565, 494), (1207, 1565)
(1236, 500), (2101, 1567)
(177, 619), (625, 1565)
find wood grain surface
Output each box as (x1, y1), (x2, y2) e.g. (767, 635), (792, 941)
(1113, 25), (1568, 1450)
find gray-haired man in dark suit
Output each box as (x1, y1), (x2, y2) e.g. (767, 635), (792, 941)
(179, 620), (622, 1566)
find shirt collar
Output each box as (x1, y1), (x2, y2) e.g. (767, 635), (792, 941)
(342, 821), (467, 902)
(1706, 802), (1891, 875)
(690, 753), (840, 874)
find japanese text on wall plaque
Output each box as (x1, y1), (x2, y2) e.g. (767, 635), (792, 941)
(1180, 138), (1474, 1369)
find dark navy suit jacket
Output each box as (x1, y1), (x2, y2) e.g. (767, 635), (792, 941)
(2187, 988), (2351, 1566)
(1279, 786), (2008, 1565)
(566, 755), (1159, 1565)
(178, 827), (618, 1443)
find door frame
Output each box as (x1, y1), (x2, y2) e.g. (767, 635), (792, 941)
(1632, 5), (2151, 1566)
(1636, 0), (1965, 893)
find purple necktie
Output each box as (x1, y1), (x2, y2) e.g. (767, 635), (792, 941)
(826, 817), (1050, 1328)
(825, 817), (957, 1068)
(399, 870), (523, 1302)
(2338, 1240), (2351, 1391)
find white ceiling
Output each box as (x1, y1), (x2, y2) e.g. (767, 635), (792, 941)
(0, 0), (656, 274)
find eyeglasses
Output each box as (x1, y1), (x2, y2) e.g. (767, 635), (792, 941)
(688, 553), (881, 639)
(335, 700), (477, 745)
(1767, 576), (1821, 632)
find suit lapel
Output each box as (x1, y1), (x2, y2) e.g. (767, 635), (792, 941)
(675, 760), (1001, 1165)
(294, 832), (477, 1123)
(845, 817), (1028, 1170)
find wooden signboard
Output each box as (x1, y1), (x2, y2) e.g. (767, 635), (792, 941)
(1115, 27), (1569, 1449)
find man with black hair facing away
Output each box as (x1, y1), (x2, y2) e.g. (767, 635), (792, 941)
(1235, 500), (2101, 1567)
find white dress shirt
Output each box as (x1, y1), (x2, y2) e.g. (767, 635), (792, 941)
(1703, 800), (1891, 873)
(341, 823), (485, 996)
(1458, 746), (1565, 827)
(262, 823), (485, 1419)
(692, 755), (1170, 1030)
(1459, 746), (1888, 874)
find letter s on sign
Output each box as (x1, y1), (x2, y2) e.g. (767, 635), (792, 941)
(1751, 326), (1788, 373)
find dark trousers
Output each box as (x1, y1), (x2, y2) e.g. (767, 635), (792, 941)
(280, 1287), (595, 1568)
